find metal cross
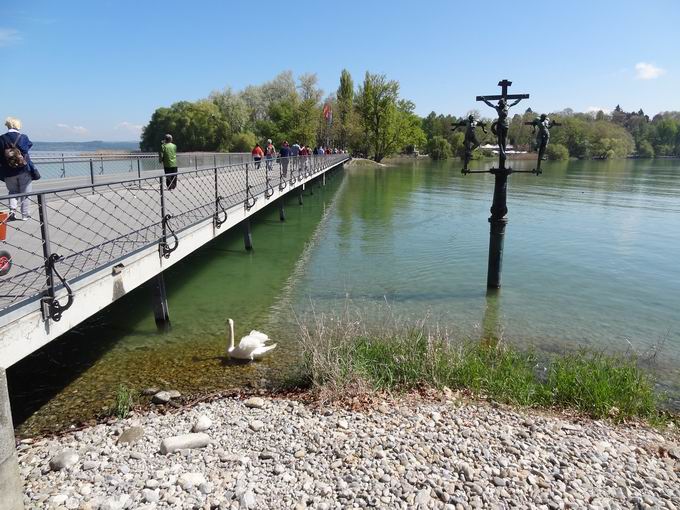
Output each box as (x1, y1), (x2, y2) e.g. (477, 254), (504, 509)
(475, 79), (529, 103)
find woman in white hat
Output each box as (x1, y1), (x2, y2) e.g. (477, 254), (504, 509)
(1, 117), (35, 220)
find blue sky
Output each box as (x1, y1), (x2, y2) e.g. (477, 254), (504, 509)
(1, 0), (678, 141)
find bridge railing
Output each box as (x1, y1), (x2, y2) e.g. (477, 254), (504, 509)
(30, 152), (251, 181)
(0, 154), (348, 318)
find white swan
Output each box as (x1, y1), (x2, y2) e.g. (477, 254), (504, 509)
(227, 318), (277, 360)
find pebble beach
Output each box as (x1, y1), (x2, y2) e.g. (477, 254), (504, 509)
(17, 393), (680, 509)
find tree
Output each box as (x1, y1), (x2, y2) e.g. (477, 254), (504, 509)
(141, 101), (229, 152)
(230, 131), (257, 152)
(337, 69), (354, 149)
(427, 136), (452, 160)
(209, 87), (249, 135)
(546, 143), (569, 160)
(637, 140), (654, 158)
(355, 72), (425, 162)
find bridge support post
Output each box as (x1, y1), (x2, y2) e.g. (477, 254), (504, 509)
(322, 172), (326, 186)
(151, 273), (171, 332)
(0, 368), (24, 510)
(298, 186), (303, 205)
(278, 199), (286, 221)
(243, 220), (253, 250)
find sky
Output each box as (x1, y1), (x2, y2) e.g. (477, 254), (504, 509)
(1, 0), (679, 142)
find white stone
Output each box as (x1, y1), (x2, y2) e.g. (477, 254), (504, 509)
(240, 489), (257, 508)
(49, 449), (79, 471)
(152, 391), (172, 404)
(192, 415), (212, 432)
(178, 472), (207, 490)
(159, 433), (211, 454)
(249, 420), (264, 431)
(244, 397), (265, 409)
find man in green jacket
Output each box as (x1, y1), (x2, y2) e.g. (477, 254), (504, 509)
(160, 134), (178, 190)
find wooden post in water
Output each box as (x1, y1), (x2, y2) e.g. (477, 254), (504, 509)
(151, 273), (171, 332)
(0, 368), (25, 510)
(243, 219), (253, 250)
(298, 186), (303, 205)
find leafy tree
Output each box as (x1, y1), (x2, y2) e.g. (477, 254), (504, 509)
(637, 140), (654, 158)
(427, 136), (452, 160)
(230, 131), (257, 152)
(141, 101), (229, 152)
(337, 69), (354, 149)
(209, 87), (249, 135)
(546, 143), (569, 160)
(355, 73), (425, 162)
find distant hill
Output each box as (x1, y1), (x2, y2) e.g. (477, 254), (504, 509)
(32, 141), (140, 153)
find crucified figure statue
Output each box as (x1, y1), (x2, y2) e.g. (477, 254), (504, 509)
(479, 96), (522, 163)
(524, 114), (561, 173)
(452, 114), (487, 173)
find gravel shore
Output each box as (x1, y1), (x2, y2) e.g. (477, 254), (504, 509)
(18, 393), (679, 509)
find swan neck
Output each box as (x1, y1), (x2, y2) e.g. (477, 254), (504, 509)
(229, 321), (235, 351)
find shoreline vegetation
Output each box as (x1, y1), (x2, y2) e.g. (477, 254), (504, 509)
(137, 68), (680, 165)
(288, 313), (678, 427)
(55, 314), (670, 442)
(20, 313), (678, 440)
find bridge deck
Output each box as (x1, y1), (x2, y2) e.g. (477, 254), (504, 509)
(0, 154), (348, 367)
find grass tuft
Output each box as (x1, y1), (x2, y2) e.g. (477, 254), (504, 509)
(110, 384), (136, 419)
(293, 309), (667, 422)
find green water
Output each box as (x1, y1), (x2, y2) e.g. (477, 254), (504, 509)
(9, 158), (680, 435)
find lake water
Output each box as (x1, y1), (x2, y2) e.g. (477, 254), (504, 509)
(8, 158), (680, 435)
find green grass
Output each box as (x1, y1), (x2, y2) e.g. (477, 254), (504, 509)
(293, 314), (667, 422)
(109, 384), (136, 419)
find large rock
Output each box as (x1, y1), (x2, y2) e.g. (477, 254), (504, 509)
(49, 449), (79, 471)
(159, 433), (210, 455)
(178, 472), (206, 490)
(117, 426), (144, 445)
(192, 415), (212, 433)
(244, 397), (265, 409)
(151, 391), (172, 404)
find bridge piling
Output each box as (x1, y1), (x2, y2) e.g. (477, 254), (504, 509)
(151, 273), (171, 332)
(279, 199), (286, 221)
(298, 186), (303, 205)
(0, 368), (24, 510)
(243, 220), (253, 250)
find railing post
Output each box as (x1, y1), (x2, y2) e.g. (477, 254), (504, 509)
(60, 153), (66, 178)
(89, 158), (95, 193)
(137, 158), (142, 188)
(37, 194), (55, 318)
(99, 156), (104, 175)
(159, 176), (167, 245)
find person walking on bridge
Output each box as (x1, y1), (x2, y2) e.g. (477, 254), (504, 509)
(159, 134), (178, 190)
(1, 117), (37, 220)
(251, 143), (264, 169)
(265, 139), (276, 172)
(279, 141), (291, 177)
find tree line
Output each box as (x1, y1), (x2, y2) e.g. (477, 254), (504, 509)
(141, 72), (679, 162)
(140, 70), (425, 163)
(422, 105), (680, 161)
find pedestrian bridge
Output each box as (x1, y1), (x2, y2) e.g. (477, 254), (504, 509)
(0, 153), (349, 368)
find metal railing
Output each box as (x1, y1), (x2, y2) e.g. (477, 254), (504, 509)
(0, 154), (348, 319)
(30, 152), (252, 181)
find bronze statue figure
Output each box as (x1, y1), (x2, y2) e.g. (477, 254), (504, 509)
(452, 114), (487, 173)
(479, 96), (523, 163)
(524, 114), (561, 174)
